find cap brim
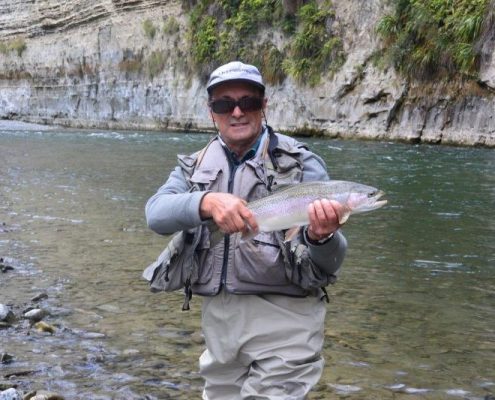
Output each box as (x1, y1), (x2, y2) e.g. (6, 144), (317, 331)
(207, 79), (265, 94)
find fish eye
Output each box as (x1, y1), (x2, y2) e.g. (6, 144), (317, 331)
(367, 191), (377, 198)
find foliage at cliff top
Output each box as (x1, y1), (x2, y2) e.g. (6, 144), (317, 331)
(185, 0), (345, 86)
(376, 0), (491, 80)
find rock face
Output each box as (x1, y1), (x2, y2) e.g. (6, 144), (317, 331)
(0, 0), (494, 147)
(479, 0), (495, 90)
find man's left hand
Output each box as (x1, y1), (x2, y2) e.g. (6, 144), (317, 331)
(307, 199), (343, 242)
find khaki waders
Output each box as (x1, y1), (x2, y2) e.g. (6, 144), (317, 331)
(200, 290), (326, 400)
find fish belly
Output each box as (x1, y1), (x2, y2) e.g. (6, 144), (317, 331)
(257, 209), (309, 232)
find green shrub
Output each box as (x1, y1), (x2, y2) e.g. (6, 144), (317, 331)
(147, 51), (167, 78)
(191, 16), (218, 64)
(0, 38), (27, 56)
(118, 59), (142, 73)
(261, 45), (286, 85)
(226, 0), (272, 36)
(163, 16), (180, 35)
(376, 0), (490, 79)
(283, 1), (344, 86)
(143, 19), (157, 39)
(185, 0), (345, 85)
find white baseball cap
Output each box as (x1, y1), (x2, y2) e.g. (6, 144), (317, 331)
(206, 61), (265, 94)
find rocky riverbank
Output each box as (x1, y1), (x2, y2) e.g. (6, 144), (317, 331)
(0, 0), (494, 147)
(0, 121), (57, 131)
(0, 219), (105, 400)
(0, 251), (120, 400)
(0, 257), (65, 400)
(0, 204), (203, 399)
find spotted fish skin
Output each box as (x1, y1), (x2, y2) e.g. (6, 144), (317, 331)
(247, 180), (387, 232)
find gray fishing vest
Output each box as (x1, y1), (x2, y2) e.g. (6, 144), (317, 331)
(144, 128), (337, 309)
(179, 129), (318, 297)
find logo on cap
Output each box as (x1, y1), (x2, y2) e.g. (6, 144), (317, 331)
(207, 61), (265, 93)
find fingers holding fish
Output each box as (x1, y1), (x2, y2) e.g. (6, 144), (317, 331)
(224, 213), (247, 234)
(239, 206), (259, 236)
(223, 205), (257, 235)
(307, 199), (342, 241)
(200, 192), (255, 234)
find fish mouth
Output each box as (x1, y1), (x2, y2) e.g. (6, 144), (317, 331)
(374, 199), (388, 208)
(372, 190), (387, 209)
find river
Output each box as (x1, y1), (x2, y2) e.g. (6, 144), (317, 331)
(0, 125), (494, 399)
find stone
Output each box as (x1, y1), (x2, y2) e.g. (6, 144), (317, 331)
(22, 309), (47, 323)
(0, 388), (22, 400)
(33, 321), (55, 335)
(0, 305), (15, 323)
(27, 392), (65, 400)
(0, 264), (14, 273)
(0, 256), (13, 272)
(30, 293), (48, 303)
(0, 353), (14, 364)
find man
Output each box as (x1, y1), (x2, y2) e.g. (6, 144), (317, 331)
(146, 61), (347, 399)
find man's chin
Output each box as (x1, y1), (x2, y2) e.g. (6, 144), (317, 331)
(228, 126), (251, 135)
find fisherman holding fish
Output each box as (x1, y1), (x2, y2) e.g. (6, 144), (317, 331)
(145, 61), (385, 399)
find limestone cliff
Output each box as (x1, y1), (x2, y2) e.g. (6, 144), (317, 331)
(0, 0), (494, 147)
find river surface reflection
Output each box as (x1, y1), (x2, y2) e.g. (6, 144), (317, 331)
(0, 128), (494, 399)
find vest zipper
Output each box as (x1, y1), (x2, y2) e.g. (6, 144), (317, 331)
(219, 164), (238, 291)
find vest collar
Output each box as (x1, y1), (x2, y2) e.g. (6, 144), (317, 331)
(217, 127), (268, 167)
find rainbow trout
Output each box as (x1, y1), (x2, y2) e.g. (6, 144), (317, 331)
(245, 180), (387, 235)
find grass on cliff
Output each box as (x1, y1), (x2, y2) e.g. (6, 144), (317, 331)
(376, 0), (491, 80)
(283, 2), (345, 86)
(143, 19), (157, 40)
(0, 38), (27, 57)
(186, 0), (345, 86)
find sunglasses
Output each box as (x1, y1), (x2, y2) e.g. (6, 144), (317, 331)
(209, 97), (263, 114)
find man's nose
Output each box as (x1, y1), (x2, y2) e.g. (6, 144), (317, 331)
(232, 105), (244, 117)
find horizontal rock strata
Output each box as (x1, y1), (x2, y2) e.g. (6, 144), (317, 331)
(0, 0), (494, 147)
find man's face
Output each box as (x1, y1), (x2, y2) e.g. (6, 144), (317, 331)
(209, 82), (267, 156)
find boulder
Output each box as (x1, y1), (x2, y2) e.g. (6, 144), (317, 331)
(0, 305), (15, 323)
(0, 388), (22, 400)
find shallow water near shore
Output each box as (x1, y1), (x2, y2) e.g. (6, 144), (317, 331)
(0, 127), (494, 399)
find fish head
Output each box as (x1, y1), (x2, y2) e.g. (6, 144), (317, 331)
(343, 185), (388, 214)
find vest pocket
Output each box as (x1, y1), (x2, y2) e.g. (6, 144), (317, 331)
(233, 232), (289, 285)
(144, 230), (200, 293)
(195, 226), (216, 285)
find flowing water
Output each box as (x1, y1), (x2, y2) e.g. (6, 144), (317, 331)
(0, 126), (494, 399)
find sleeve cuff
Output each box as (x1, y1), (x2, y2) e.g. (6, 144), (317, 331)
(303, 227), (334, 246)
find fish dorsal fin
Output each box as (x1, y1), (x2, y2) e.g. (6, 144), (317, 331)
(268, 183), (293, 193)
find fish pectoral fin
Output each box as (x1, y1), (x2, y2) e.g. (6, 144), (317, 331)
(284, 226), (301, 242)
(240, 224), (258, 242)
(337, 206), (352, 225)
(338, 213), (350, 224)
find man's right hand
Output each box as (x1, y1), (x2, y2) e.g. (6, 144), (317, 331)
(200, 192), (258, 235)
